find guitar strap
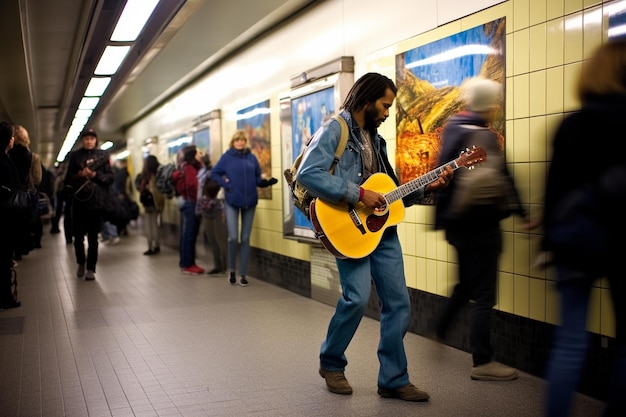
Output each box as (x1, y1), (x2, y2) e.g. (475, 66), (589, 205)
(328, 115), (349, 174)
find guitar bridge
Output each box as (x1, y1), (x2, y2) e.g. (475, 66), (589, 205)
(348, 206), (366, 235)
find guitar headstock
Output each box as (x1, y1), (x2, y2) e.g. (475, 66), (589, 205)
(457, 146), (486, 170)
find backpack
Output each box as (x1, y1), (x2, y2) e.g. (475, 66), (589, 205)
(284, 115), (349, 218)
(155, 163), (177, 198)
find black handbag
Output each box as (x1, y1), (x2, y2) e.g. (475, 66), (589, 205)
(1, 185), (30, 211)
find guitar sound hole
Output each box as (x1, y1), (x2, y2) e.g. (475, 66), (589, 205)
(366, 212), (388, 232)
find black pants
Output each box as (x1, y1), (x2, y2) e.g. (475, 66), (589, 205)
(72, 207), (103, 272)
(436, 222), (502, 366)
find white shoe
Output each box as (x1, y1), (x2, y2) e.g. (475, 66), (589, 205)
(471, 361), (518, 381)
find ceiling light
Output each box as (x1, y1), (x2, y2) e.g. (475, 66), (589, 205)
(94, 45), (131, 75)
(110, 0), (160, 41)
(100, 141), (114, 150)
(78, 97), (100, 110)
(85, 77), (112, 96)
(74, 109), (93, 118)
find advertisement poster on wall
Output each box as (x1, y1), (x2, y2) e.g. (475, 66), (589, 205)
(395, 17), (505, 203)
(236, 100), (272, 199)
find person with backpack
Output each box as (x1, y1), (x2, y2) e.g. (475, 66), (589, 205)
(196, 153), (227, 274)
(173, 145), (205, 275)
(139, 155), (165, 255)
(295, 73), (452, 401)
(210, 130), (277, 286)
(432, 77), (533, 381)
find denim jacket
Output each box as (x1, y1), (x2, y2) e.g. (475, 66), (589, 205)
(297, 110), (426, 207)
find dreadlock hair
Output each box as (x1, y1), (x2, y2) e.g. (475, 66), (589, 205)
(341, 73), (397, 113)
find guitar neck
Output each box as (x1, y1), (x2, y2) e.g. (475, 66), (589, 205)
(386, 159), (460, 204)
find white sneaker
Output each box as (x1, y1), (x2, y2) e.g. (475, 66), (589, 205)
(471, 361), (518, 381)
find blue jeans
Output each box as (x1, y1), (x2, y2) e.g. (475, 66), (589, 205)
(320, 228), (411, 389)
(178, 200), (198, 268)
(224, 203), (255, 276)
(101, 221), (118, 240)
(546, 262), (626, 417)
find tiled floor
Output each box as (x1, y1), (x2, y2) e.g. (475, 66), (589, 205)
(0, 225), (605, 417)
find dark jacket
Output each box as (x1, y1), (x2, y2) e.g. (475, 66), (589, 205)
(0, 152), (25, 231)
(64, 147), (114, 211)
(434, 111), (525, 230)
(211, 147), (263, 209)
(542, 94), (626, 262)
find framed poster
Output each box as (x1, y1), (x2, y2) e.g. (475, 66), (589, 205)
(395, 18), (506, 203)
(236, 100), (272, 199)
(607, 0), (626, 39)
(281, 71), (353, 241)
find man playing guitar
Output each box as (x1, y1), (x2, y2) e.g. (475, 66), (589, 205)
(296, 73), (452, 402)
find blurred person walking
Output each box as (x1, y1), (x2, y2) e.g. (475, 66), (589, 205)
(433, 76), (532, 381)
(196, 154), (226, 274)
(542, 40), (626, 417)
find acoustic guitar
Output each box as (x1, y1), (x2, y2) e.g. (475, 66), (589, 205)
(309, 146), (486, 259)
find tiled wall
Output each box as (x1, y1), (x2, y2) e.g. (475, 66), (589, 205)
(369, 0), (619, 339)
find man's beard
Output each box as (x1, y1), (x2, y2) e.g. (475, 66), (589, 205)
(363, 104), (381, 130)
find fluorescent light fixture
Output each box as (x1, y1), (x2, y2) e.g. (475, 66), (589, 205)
(405, 44), (499, 69)
(114, 150), (130, 160)
(94, 45), (131, 75)
(100, 141), (114, 150)
(74, 109), (93, 118)
(72, 116), (90, 127)
(85, 77), (111, 96)
(111, 0), (160, 41)
(79, 97), (100, 110)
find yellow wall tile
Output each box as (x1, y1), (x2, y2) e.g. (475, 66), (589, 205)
(547, 0), (564, 20)
(564, 12), (583, 63)
(514, 275), (530, 318)
(415, 223), (427, 257)
(563, 62), (582, 111)
(546, 279), (561, 325)
(529, 70), (547, 116)
(583, 7), (602, 58)
(601, 288), (616, 337)
(514, 233), (531, 277)
(513, 29), (530, 75)
(546, 67), (564, 114)
(436, 260), (449, 296)
(546, 18), (565, 67)
(584, 0), (601, 7)
(416, 257), (427, 291)
(403, 222), (417, 256)
(498, 272), (514, 313)
(514, 0), (531, 31)
(426, 259), (438, 293)
(436, 237), (449, 261)
(529, 278), (546, 321)
(564, 0), (583, 14)
(514, 74), (530, 119)
(588, 287), (601, 334)
(529, 115), (547, 161)
(529, 24), (547, 71)
(529, 0), (547, 25)
(513, 117), (530, 162)
(426, 228), (438, 259)
(528, 160), (547, 204)
(501, 231), (515, 273)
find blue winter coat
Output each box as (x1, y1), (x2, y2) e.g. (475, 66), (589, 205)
(211, 147), (262, 209)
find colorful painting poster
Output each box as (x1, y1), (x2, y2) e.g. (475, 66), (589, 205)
(395, 18), (506, 203)
(608, 0), (626, 40)
(290, 86), (336, 232)
(236, 100), (272, 199)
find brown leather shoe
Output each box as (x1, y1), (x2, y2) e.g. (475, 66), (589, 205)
(378, 383), (430, 402)
(319, 368), (353, 395)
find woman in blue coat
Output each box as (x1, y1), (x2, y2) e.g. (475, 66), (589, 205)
(211, 130), (276, 286)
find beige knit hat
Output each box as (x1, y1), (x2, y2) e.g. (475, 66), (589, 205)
(461, 76), (502, 112)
